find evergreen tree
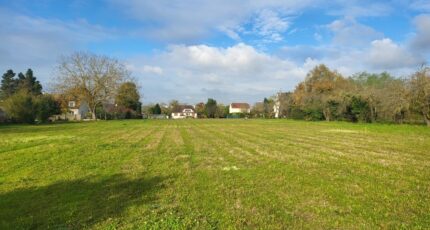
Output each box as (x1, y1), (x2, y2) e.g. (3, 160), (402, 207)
(152, 104), (162, 114)
(0, 70), (17, 99)
(205, 98), (217, 118)
(17, 69), (42, 95)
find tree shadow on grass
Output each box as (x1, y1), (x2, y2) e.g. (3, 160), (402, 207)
(0, 174), (169, 229)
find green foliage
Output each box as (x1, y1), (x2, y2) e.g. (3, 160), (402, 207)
(0, 70), (17, 99)
(0, 69), (59, 123)
(303, 108), (324, 121)
(34, 94), (61, 122)
(2, 90), (36, 124)
(152, 103), (162, 115)
(115, 82), (140, 111)
(17, 69), (42, 95)
(288, 65), (429, 125)
(205, 98), (217, 118)
(344, 95), (371, 122)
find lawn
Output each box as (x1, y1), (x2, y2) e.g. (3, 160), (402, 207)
(0, 119), (430, 229)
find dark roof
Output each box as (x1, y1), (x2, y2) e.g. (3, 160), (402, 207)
(172, 105), (195, 113)
(230, 103), (250, 109)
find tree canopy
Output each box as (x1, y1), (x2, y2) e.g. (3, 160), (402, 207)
(54, 52), (130, 120)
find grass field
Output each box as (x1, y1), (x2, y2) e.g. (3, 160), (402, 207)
(1, 119), (430, 229)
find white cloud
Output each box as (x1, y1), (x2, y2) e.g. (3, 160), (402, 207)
(367, 38), (423, 69)
(410, 0), (430, 12)
(109, 0), (318, 42)
(251, 9), (291, 42)
(327, 18), (383, 47)
(128, 43), (311, 104)
(410, 14), (430, 52)
(142, 65), (164, 75)
(0, 9), (113, 86)
(327, 2), (392, 18)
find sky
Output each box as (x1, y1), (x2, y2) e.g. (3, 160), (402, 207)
(0, 0), (429, 104)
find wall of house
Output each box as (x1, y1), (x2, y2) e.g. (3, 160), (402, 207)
(229, 106), (250, 114)
(171, 112), (197, 119)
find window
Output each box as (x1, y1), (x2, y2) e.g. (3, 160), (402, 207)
(68, 101), (76, 107)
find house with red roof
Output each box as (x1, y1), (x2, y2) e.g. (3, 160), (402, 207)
(229, 103), (250, 114)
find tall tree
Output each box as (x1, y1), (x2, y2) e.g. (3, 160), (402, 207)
(0, 70), (17, 99)
(54, 52), (130, 120)
(195, 102), (206, 118)
(152, 103), (162, 115)
(115, 82), (140, 111)
(263, 97), (274, 118)
(295, 64), (349, 121)
(409, 66), (430, 126)
(215, 104), (228, 118)
(205, 98), (217, 118)
(17, 69), (42, 95)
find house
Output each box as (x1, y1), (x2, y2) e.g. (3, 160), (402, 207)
(229, 103), (250, 114)
(66, 100), (89, 120)
(171, 105), (198, 119)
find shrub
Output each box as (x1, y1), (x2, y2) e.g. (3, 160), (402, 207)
(2, 90), (36, 124)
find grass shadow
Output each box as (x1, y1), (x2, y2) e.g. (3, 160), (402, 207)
(0, 174), (168, 229)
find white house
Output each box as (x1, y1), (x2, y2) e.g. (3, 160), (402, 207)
(229, 103), (250, 114)
(67, 100), (89, 120)
(171, 105), (198, 119)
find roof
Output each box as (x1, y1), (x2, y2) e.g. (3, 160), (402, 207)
(172, 105), (195, 113)
(230, 103), (250, 109)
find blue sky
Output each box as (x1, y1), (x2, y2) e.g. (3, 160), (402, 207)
(1, 0), (429, 104)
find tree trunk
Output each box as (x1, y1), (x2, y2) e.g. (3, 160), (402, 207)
(323, 109), (330, 121)
(424, 113), (430, 127)
(91, 106), (97, 120)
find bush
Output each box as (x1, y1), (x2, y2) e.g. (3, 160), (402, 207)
(2, 90), (36, 124)
(2, 91), (61, 124)
(35, 94), (61, 122)
(303, 109), (324, 121)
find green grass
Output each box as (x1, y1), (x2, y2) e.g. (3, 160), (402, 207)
(1, 119), (430, 229)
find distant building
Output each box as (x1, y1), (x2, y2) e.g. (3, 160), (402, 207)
(67, 100), (89, 120)
(171, 105), (198, 119)
(229, 103), (250, 114)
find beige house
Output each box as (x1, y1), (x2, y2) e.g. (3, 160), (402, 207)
(171, 105), (197, 119)
(229, 103), (250, 114)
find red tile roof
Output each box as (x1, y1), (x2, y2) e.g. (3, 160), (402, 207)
(230, 103), (250, 109)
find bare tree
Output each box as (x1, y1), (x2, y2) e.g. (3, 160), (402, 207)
(54, 52), (130, 120)
(409, 66), (430, 126)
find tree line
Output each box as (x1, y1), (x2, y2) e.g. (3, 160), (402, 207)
(143, 98), (230, 118)
(1, 52), (429, 126)
(269, 64), (430, 126)
(0, 52), (142, 123)
(0, 69), (60, 123)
